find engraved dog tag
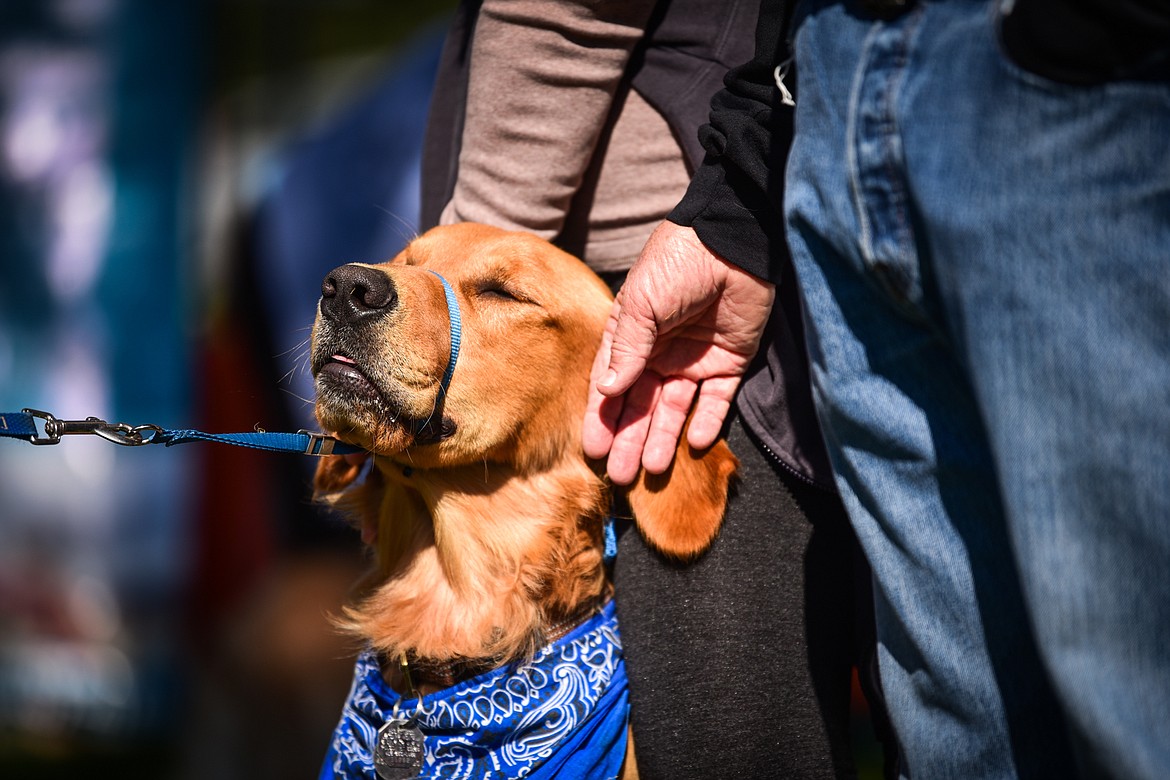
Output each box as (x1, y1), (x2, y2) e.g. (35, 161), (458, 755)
(374, 718), (424, 780)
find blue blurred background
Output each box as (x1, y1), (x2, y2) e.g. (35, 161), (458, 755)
(0, 1), (452, 777)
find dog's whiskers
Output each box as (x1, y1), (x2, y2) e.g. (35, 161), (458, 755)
(278, 341), (313, 386)
(280, 353), (311, 386)
(278, 363), (300, 386)
(279, 387), (314, 408)
(373, 206), (421, 250)
(276, 334), (312, 359)
(415, 384), (447, 437)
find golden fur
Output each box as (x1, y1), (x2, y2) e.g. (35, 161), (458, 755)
(310, 224), (736, 754)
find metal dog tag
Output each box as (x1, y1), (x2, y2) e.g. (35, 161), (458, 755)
(374, 718), (425, 780)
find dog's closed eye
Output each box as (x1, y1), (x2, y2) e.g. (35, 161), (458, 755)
(475, 280), (537, 305)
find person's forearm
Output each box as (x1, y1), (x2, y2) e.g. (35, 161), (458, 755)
(440, 0), (660, 237)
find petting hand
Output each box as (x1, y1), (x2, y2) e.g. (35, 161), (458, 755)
(583, 221), (775, 484)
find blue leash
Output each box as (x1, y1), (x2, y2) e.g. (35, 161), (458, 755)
(0, 408), (366, 455)
(0, 272), (463, 458)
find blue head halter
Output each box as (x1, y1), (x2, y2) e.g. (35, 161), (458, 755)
(429, 270), (461, 400)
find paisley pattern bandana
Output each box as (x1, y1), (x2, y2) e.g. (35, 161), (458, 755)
(320, 599), (629, 780)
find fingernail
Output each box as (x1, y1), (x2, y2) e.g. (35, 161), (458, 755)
(599, 369), (617, 388)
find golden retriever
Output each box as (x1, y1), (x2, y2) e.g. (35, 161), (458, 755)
(311, 223), (735, 779)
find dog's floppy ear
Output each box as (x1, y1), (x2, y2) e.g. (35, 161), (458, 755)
(624, 428), (737, 561)
(314, 455), (365, 496)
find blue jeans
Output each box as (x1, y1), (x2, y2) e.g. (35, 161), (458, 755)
(784, 1), (1170, 777)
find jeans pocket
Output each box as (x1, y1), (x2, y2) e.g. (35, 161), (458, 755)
(991, 0), (1170, 97)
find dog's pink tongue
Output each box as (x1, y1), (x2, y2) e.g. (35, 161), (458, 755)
(331, 354), (356, 364)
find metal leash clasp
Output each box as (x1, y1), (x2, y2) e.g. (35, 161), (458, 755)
(22, 408), (163, 447)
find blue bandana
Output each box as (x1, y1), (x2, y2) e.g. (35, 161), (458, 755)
(320, 599), (629, 780)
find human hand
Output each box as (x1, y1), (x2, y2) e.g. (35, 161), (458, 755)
(582, 221), (774, 484)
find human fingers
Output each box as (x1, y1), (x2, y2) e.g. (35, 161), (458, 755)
(640, 376), (698, 474)
(583, 311), (622, 459)
(596, 220), (717, 397)
(595, 288), (656, 398)
(686, 375), (740, 450)
(605, 371), (663, 485)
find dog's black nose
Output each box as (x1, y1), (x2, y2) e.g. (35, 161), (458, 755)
(320, 264), (397, 324)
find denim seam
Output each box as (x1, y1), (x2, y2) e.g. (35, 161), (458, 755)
(846, 8), (927, 315)
(845, 21), (880, 268)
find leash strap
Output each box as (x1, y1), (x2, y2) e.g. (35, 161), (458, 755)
(155, 428), (365, 455)
(0, 409), (364, 456)
(0, 411), (39, 439)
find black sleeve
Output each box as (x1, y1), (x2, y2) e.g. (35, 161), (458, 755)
(1001, 0), (1170, 84)
(667, 0), (792, 284)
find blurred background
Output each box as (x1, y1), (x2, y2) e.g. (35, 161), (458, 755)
(0, 1), (453, 777)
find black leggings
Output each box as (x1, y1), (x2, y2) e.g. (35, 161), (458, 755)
(613, 412), (881, 779)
